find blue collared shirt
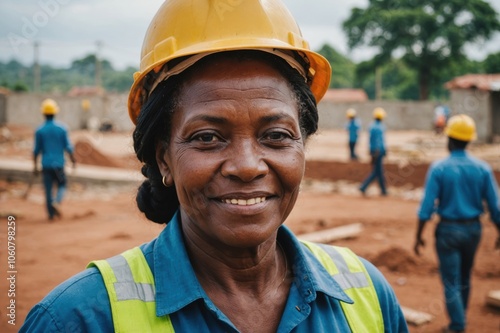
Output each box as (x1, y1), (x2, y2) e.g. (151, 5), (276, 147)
(418, 150), (500, 225)
(369, 120), (386, 156)
(34, 119), (74, 169)
(345, 118), (361, 143)
(20, 213), (408, 332)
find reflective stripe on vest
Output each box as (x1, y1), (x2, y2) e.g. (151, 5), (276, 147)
(301, 240), (384, 333)
(88, 247), (174, 333)
(89, 243), (383, 332)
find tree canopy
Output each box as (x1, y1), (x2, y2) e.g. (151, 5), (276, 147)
(316, 44), (356, 89)
(0, 44), (499, 101)
(343, 0), (500, 100)
(0, 55), (136, 94)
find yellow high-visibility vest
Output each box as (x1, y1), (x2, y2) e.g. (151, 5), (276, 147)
(88, 241), (384, 332)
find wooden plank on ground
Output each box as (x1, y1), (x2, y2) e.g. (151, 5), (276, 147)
(298, 223), (363, 243)
(401, 306), (433, 326)
(486, 290), (500, 309)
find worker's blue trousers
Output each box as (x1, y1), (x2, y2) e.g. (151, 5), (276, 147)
(359, 154), (386, 195)
(42, 168), (66, 219)
(349, 141), (358, 160)
(435, 220), (481, 331)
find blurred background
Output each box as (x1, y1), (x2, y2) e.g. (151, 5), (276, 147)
(0, 1), (499, 332)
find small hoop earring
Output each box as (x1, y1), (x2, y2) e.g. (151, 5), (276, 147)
(162, 176), (170, 187)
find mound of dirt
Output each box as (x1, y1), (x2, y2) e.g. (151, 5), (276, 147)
(370, 246), (435, 274)
(74, 139), (124, 168)
(305, 160), (430, 188)
(304, 160), (500, 189)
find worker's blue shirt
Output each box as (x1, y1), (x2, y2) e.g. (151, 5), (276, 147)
(20, 212), (408, 332)
(418, 149), (500, 225)
(345, 118), (361, 143)
(369, 120), (386, 156)
(33, 119), (73, 169)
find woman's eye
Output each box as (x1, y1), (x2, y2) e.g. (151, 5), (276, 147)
(266, 131), (289, 141)
(194, 133), (218, 143)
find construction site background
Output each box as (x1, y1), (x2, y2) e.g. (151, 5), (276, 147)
(0, 121), (499, 332)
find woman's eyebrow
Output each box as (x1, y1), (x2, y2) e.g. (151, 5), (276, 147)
(260, 113), (295, 123)
(187, 114), (228, 125)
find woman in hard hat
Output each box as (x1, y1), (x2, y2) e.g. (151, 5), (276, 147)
(21, 1), (408, 332)
(359, 107), (388, 196)
(33, 98), (76, 220)
(414, 114), (500, 333)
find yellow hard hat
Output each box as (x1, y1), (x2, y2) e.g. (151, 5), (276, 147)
(445, 114), (476, 141)
(373, 107), (386, 120)
(81, 99), (91, 111)
(346, 108), (356, 118)
(127, 0), (332, 124)
(40, 99), (59, 115)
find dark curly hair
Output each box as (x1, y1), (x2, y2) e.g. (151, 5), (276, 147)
(133, 50), (320, 224)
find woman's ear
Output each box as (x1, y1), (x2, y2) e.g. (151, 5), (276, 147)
(155, 142), (173, 186)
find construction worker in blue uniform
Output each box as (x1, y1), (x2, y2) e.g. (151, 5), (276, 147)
(414, 114), (500, 333)
(21, 1), (408, 332)
(345, 108), (361, 160)
(359, 107), (387, 196)
(33, 99), (76, 220)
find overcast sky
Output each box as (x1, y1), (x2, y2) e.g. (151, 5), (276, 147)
(1, 0), (499, 70)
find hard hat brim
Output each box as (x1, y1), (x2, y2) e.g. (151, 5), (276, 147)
(128, 45), (331, 125)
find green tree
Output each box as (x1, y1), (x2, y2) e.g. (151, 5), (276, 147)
(343, 0), (500, 100)
(103, 66), (136, 92)
(12, 81), (29, 92)
(354, 59), (420, 100)
(483, 52), (500, 73)
(316, 44), (356, 88)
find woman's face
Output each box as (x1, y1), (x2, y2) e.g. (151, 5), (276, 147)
(157, 56), (305, 248)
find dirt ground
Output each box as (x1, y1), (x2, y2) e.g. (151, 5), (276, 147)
(0, 126), (499, 332)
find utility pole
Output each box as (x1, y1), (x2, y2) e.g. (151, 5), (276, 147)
(95, 40), (103, 88)
(34, 41), (41, 93)
(375, 67), (382, 100)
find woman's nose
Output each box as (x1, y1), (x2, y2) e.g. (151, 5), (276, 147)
(220, 139), (269, 182)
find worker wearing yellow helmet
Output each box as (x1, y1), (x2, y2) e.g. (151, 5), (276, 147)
(21, 2), (408, 332)
(33, 99), (76, 221)
(359, 107), (388, 196)
(345, 108), (361, 160)
(372, 107), (386, 120)
(40, 98), (59, 115)
(415, 114), (500, 333)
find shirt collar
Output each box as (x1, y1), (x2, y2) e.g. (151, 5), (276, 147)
(450, 149), (467, 156)
(153, 211), (207, 316)
(278, 226), (353, 304)
(153, 213), (353, 316)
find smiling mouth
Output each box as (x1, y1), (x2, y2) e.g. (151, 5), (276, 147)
(221, 197), (267, 206)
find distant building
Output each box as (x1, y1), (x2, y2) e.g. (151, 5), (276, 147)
(67, 86), (105, 97)
(0, 87), (10, 125)
(0, 87), (11, 95)
(445, 74), (500, 143)
(322, 89), (368, 103)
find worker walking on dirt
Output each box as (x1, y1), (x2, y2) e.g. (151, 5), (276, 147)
(414, 114), (500, 333)
(33, 98), (76, 220)
(359, 107), (387, 196)
(345, 108), (361, 160)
